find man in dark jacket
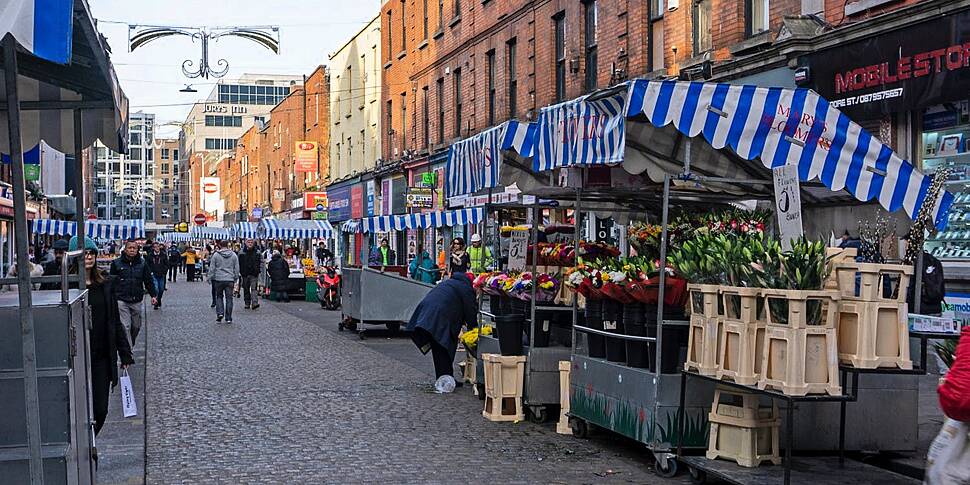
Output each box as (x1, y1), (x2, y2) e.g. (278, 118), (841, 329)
(315, 241), (334, 266)
(166, 244), (181, 282)
(40, 238), (69, 290)
(238, 239), (262, 310)
(109, 240), (157, 345)
(146, 241), (169, 309)
(368, 238), (396, 267)
(406, 272), (478, 390)
(267, 251), (291, 302)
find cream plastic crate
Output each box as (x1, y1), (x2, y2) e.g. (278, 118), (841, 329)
(758, 326), (841, 396)
(557, 361), (571, 435)
(824, 247), (858, 291)
(834, 262), (912, 303)
(837, 300), (912, 369)
(688, 284), (721, 319)
(706, 386), (781, 467)
(686, 315), (720, 376)
(481, 353), (526, 422)
(462, 354), (478, 384)
(762, 289), (840, 329)
(717, 320), (765, 386)
(720, 287), (764, 325)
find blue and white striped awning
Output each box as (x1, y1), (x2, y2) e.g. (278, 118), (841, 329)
(340, 220), (360, 233)
(190, 226), (232, 240)
(355, 208), (484, 233)
(157, 232), (194, 243)
(31, 218), (145, 239)
(260, 219), (334, 239)
(446, 120), (536, 197)
(528, 79), (953, 230)
(233, 222), (261, 239)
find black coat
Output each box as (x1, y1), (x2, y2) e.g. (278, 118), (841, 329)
(90, 276), (135, 386)
(39, 258), (63, 290)
(239, 248), (262, 277)
(167, 247), (181, 266)
(267, 256), (290, 292)
(909, 251), (946, 315)
(146, 250), (169, 278)
(109, 253), (157, 303)
(406, 273), (477, 357)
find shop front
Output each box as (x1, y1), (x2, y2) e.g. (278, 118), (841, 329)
(808, 5), (970, 297)
(405, 151), (448, 268)
(327, 182), (355, 265)
(0, 185), (39, 274)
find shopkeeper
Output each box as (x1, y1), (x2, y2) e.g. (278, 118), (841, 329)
(368, 238), (396, 267)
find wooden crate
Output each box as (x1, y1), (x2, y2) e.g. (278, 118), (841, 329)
(557, 361), (571, 435)
(482, 353), (526, 422)
(762, 289), (840, 330)
(685, 315), (720, 376)
(717, 320), (765, 386)
(758, 325), (841, 396)
(837, 300), (912, 369)
(833, 262), (912, 303)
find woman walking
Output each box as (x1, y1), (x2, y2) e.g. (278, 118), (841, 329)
(267, 251), (291, 302)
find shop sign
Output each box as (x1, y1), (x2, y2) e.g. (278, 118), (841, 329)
(24, 164), (39, 181)
(772, 164), (803, 251)
(328, 185), (352, 221)
(406, 187), (434, 208)
(366, 181), (375, 216)
(303, 192), (327, 211)
(391, 177), (407, 215)
(251, 207), (263, 219)
(420, 172), (437, 187)
(294, 141), (318, 173)
(351, 185), (364, 219)
(311, 210), (328, 220)
(273, 188), (286, 201)
(594, 217), (615, 246)
(508, 229), (529, 271)
(291, 197), (304, 210)
(808, 10), (970, 118)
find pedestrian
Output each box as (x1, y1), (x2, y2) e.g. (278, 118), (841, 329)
(448, 237), (470, 276)
(167, 243), (180, 282)
(39, 238), (69, 290)
(238, 238), (262, 310)
(315, 241), (334, 267)
(368, 238), (396, 267)
(2, 259), (44, 292)
(146, 241), (169, 309)
(208, 239), (240, 323)
(406, 272), (478, 392)
(76, 239), (134, 435)
(182, 246), (198, 282)
(268, 250), (290, 302)
(409, 245), (438, 284)
(106, 240), (116, 256)
(109, 240), (157, 345)
(468, 233), (493, 273)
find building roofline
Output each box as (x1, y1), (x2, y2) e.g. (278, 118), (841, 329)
(329, 15), (381, 61)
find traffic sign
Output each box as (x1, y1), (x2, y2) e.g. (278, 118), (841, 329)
(194, 213), (207, 225)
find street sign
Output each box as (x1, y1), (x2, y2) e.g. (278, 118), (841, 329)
(251, 207), (263, 219)
(194, 213), (207, 225)
(772, 164), (803, 251)
(295, 141), (318, 173)
(508, 229), (529, 271)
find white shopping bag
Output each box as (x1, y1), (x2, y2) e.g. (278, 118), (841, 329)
(925, 417), (970, 484)
(119, 369), (138, 418)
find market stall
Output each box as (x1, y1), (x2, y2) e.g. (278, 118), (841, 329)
(466, 78), (954, 482)
(31, 218), (145, 240)
(259, 218), (335, 299)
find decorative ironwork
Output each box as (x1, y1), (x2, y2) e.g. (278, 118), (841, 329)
(129, 25), (280, 79)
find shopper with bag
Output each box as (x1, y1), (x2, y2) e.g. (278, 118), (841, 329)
(406, 272), (478, 393)
(926, 325), (970, 484)
(78, 241), (135, 434)
(208, 240), (240, 323)
(238, 238), (262, 310)
(109, 240), (157, 346)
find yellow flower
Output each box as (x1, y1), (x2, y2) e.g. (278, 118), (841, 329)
(600, 272), (610, 281)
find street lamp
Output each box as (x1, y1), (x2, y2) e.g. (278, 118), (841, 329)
(129, 25), (280, 79)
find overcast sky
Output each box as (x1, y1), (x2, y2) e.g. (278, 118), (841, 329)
(89, 0), (380, 138)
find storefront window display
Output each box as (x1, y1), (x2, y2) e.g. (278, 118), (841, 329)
(923, 100), (970, 260)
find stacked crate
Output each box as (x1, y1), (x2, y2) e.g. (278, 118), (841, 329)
(706, 386), (782, 468)
(717, 287), (766, 386)
(685, 284), (722, 376)
(833, 262), (914, 369)
(481, 353), (526, 422)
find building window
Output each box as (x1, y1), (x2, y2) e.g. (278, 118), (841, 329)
(453, 0), (460, 18)
(204, 115), (243, 127)
(554, 12), (566, 102)
(422, 86), (430, 148)
(507, 38), (517, 118)
(453, 68), (462, 137)
(387, 10), (393, 59)
(693, 0), (712, 54)
(400, 92), (407, 151)
(173, 149), (179, 160)
(204, 138), (237, 150)
(360, 129), (366, 161)
(746, 0), (769, 37)
(486, 50), (496, 126)
(161, 148), (170, 159)
(161, 163), (169, 175)
(217, 84), (289, 105)
(129, 147), (143, 160)
(436, 78), (445, 143)
(584, 0), (598, 91)
(147, 149), (153, 161)
(438, 0), (444, 29)
(386, 99), (394, 151)
(130, 132), (143, 146)
(652, 0), (665, 18)
(401, 0), (407, 51)
(423, 0), (429, 38)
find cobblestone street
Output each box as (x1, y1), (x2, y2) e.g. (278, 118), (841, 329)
(145, 279), (683, 484)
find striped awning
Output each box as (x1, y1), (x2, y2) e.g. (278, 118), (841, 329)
(260, 219), (334, 239)
(157, 232), (194, 243)
(355, 208), (484, 233)
(340, 220), (360, 233)
(528, 79), (953, 230)
(233, 222), (261, 239)
(31, 218), (145, 239)
(446, 120), (536, 197)
(190, 226), (232, 240)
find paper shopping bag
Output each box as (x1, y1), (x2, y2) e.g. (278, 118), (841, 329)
(119, 369), (138, 417)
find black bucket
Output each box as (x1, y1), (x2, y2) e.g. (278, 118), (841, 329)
(585, 299), (606, 358)
(495, 314), (525, 356)
(531, 309), (552, 348)
(645, 304), (690, 373)
(488, 295), (505, 317)
(509, 298), (530, 318)
(603, 299), (626, 363)
(624, 303), (650, 368)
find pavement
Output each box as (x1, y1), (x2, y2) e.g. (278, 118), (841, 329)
(139, 278), (681, 484)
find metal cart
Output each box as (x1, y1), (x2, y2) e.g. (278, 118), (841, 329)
(340, 266), (433, 338)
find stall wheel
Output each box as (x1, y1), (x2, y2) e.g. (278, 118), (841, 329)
(654, 455), (678, 478)
(385, 323), (401, 333)
(688, 466), (707, 484)
(527, 406), (547, 424)
(569, 417), (590, 439)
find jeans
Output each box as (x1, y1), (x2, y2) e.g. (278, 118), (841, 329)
(167, 264), (178, 282)
(213, 280), (234, 320)
(241, 275), (259, 306)
(117, 300), (142, 345)
(152, 275), (166, 305)
(211, 280), (217, 306)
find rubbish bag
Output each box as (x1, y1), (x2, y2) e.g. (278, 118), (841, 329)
(434, 375), (456, 394)
(925, 417), (970, 484)
(120, 369), (138, 417)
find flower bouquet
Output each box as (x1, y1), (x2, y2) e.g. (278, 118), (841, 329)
(459, 325), (493, 355)
(533, 242), (576, 266)
(578, 241), (621, 259)
(628, 222), (663, 261)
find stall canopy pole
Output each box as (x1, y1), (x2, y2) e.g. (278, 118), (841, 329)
(654, 174), (671, 416)
(74, 110), (86, 293)
(3, 33), (45, 485)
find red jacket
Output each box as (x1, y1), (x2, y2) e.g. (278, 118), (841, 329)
(939, 326), (970, 422)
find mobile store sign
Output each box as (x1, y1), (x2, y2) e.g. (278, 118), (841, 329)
(809, 9), (970, 118)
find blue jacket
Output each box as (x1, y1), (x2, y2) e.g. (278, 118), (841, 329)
(407, 273), (477, 354)
(409, 251), (438, 284)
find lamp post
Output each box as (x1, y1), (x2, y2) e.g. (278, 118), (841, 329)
(129, 25), (280, 79)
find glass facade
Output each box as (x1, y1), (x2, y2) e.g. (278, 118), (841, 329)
(217, 84), (290, 105)
(205, 115), (243, 127)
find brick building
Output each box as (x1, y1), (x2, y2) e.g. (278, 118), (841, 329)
(152, 138), (180, 224)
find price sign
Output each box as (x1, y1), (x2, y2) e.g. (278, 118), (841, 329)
(508, 229), (529, 271)
(772, 164), (803, 251)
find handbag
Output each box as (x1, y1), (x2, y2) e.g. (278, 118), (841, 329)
(119, 368), (138, 418)
(925, 418), (970, 484)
